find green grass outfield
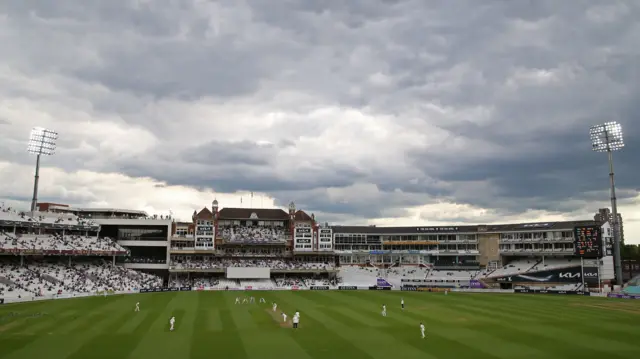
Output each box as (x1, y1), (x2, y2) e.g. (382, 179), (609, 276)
(0, 291), (638, 359)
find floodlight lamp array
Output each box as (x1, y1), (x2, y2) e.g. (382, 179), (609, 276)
(590, 121), (624, 152)
(27, 127), (58, 156)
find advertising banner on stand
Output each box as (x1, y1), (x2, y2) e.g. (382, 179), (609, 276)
(493, 266), (599, 283)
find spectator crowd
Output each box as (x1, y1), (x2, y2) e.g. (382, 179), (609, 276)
(219, 225), (286, 243)
(0, 232), (126, 253)
(170, 258), (333, 270)
(0, 258), (162, 300)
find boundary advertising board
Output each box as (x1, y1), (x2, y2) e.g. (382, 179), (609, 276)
(514, 288), (590, 296)
(139, 287), (191, 293)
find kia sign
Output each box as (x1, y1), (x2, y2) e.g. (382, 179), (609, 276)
(492, 266), (599, 283)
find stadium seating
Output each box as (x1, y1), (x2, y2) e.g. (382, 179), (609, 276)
(170, 258), (333, 270)
(219, 225), (286, 243)
(274, 277), (304, 288)
(0, 232), (126, 253)
(220, 248), (286, 257)
(427, 269), (480, 280)
(0, 206), (98, 227)
(239, 279), (275, 289)
(623, 274), (640, 294)
(338, 266), (378, 286)
(486, 259), (539, 278)
(0, 258), (163, 299)
(383, 266), (429, 287)
(527, 258), (579, 272)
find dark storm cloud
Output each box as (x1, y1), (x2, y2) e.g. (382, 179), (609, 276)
(0, 0), (638, 224)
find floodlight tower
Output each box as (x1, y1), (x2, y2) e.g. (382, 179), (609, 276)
(590, 121), (624, 285)
(27, 127), (58, 213)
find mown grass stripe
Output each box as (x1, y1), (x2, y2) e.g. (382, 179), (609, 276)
(67, 292), (177, 359)
(275, 291), (435, 359)
(1, 290), (639, 359)
(272, 292), (379, 359)
(215, 309), (250, 358)
(126, 293), (198, 359)
(0, 295), (132, 359)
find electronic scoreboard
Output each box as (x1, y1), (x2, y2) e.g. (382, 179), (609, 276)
(573, 225), (603, 258)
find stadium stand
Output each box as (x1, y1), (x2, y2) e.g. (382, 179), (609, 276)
(527, 258), (581, 272)
(170, 258), (332, 270)
(486, 259), (540, 278)
(427, 269), (480, 280)
(0, 205), (164, 300)
(0, 258), (163, 299)
(339, 266), (379, 286)
(1, 201), (618, 299)
(383, 266), (429, 287)
(622, 274), (640, 294)
(219, 225), (286, 243)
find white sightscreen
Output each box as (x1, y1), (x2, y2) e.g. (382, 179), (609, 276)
(226, 267), (271, 279)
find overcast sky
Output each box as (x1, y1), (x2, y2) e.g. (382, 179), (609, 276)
(0, 0), (638, 243)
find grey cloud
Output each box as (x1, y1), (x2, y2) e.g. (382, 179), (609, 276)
(180, 141), (277, 167)
(0, 0), (639, 226)
(271, 186), (429, 219)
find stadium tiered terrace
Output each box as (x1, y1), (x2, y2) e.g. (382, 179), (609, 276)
(0, 204), (167, 300)
(0, 200), (621, 299)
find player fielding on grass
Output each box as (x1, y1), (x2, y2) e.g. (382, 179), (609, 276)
(169, 316), (175, 331)
(381, 304), (387, 317)
(401, 298), (404, 310)
(235, 297), (240, 304)
(272, 302), (278, 312)
(260, 297), (266, 303)
(282, 312), (287, 322)
(420, 322), (425, 339)
(135, 302), (140, 312)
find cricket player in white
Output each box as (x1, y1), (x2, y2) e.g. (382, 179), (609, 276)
(381, 305), (387, 317)
(401, 298), (404, 310)
(135, 302), (140, 312)
(292, 314), (299, 329)
(273, 303), (278, 312)
(445, 290), (448, 296)
(259, 298), (266, 303)
(282, 313), (287, 322)
(250, 297), (255, 304)
(294, 311), (300, 319)
(235, 297), (240, 304)
(420, 322), (425, 338)
(242, 297), (248, 304)
(169, 316), (175, 331)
